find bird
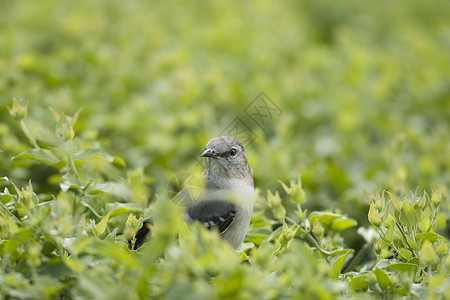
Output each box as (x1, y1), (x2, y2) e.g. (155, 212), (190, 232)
(131, 136), (255, 250)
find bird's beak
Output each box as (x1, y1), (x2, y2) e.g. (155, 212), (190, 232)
(201, 149), (215, 158)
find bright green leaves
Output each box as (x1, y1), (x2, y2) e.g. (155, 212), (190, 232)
(87, 204), (143, 237)
(93, 210), (111, 236)
(368, 203), (382, 226)
(275, 221), (299, 253)
(13, 148), (66, 170)
(265, 176), (356, 283)
(386, 262), (418, 274)
(384, 221), (395, 242)
(373, 268), (392, 290)
(289, 184), (306, 205)
(348, 263), (421, 294)
(263, 178), (357, 288)
(106, 203), (142, 218)
(278, 176), (306, 205)
(419, 217), (431, 233)
(366, 188), (449, 292)
(420, 240), (438, 265)
(400, 202), (417, 228)
(309, 212), (357, 233)
(0, 0), (449, 297)
(348, 274), (369, 291)
(124, 213), (143, 243)
(435, 240), (449, 257)
(140, 200), (182, 264)
(398, 249), (413, 261)
(0, 178), (40, 221)
(330, 250), (353, 279)
(436, 213), (446, 230)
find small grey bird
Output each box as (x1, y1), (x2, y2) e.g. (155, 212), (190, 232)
(132, 136), (255, 250)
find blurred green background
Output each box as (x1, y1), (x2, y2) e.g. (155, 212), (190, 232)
(1, 0), (449, 230)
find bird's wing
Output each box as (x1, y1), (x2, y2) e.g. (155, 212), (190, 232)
(130, 182), (201, 250)
(185, 199), (237, 234)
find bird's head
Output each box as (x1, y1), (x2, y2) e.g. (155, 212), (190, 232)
(201, 136), (253, 186)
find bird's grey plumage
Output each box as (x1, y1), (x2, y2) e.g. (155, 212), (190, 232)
(131, 136), (254, 250)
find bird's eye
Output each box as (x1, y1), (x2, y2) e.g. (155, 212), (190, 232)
(229, 148), (237, 157)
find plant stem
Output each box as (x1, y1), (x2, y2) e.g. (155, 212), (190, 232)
(395, 221), (417, 257)
(304, 230), (331, 259)
(284, 216), (297, 225)
(343, 240), (372, 272)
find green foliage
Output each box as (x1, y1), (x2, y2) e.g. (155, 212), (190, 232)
(360, 189), (450, 298)
(1, 0), (449, 298)
(1, 111), (447, 298)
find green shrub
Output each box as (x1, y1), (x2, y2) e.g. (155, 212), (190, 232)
(1, 0), (449, 298)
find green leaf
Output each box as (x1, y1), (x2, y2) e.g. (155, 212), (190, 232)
(436, 213), (446, 230)
(80, 197), (104, 217)
(309, 212), (341, 227)
(407, 238), (419, 251)
(105, 203), (142, 217)
(93, 211), (112, 236)
(436, 240), (448, 256)
(368, 203), (382, 226)
(104, 228), (118, 244)
(0, 192), (14, 204)
(87, 182), (130, 199)
(386, 263), (418, 273)
(126, 213), (140, 228)
(349, 275), (368, 291)
(237, 242), (255, 252)
(373, 268), (391, 290)
(400, 202), (417, 227)
(86, 240), (137, 277)
(408, 257), (420, 265)
(112, 156), (126, 167)
(420, 240), (438, 264)
(277, 180), (291, 194)
(398, 249), (412, 261)
(308, 212), (356, 233)
(60, 174), (92, 192)
(416, 232), (439, 244)
(418, 217), (431, 233)
(289, 184), (306, 205)
(312, 219), (324, 239)
(265, 226), (283, 242)
(330, 250), (352, 279)
(278, 221), (298, 250)
(237, 251), (249, 262)
(385, 222), (394, 242)
(17, 229), (34, 242)
(382, 214), (395, 227)
(12, 148), (66, 169)
(330, 216), (357, 232)
(329, 248), (354, 257)
(388, 193), (402, 210)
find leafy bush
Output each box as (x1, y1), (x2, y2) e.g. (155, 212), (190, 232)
(1, 0), (449, 299)
(0, 110), (448, 298)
